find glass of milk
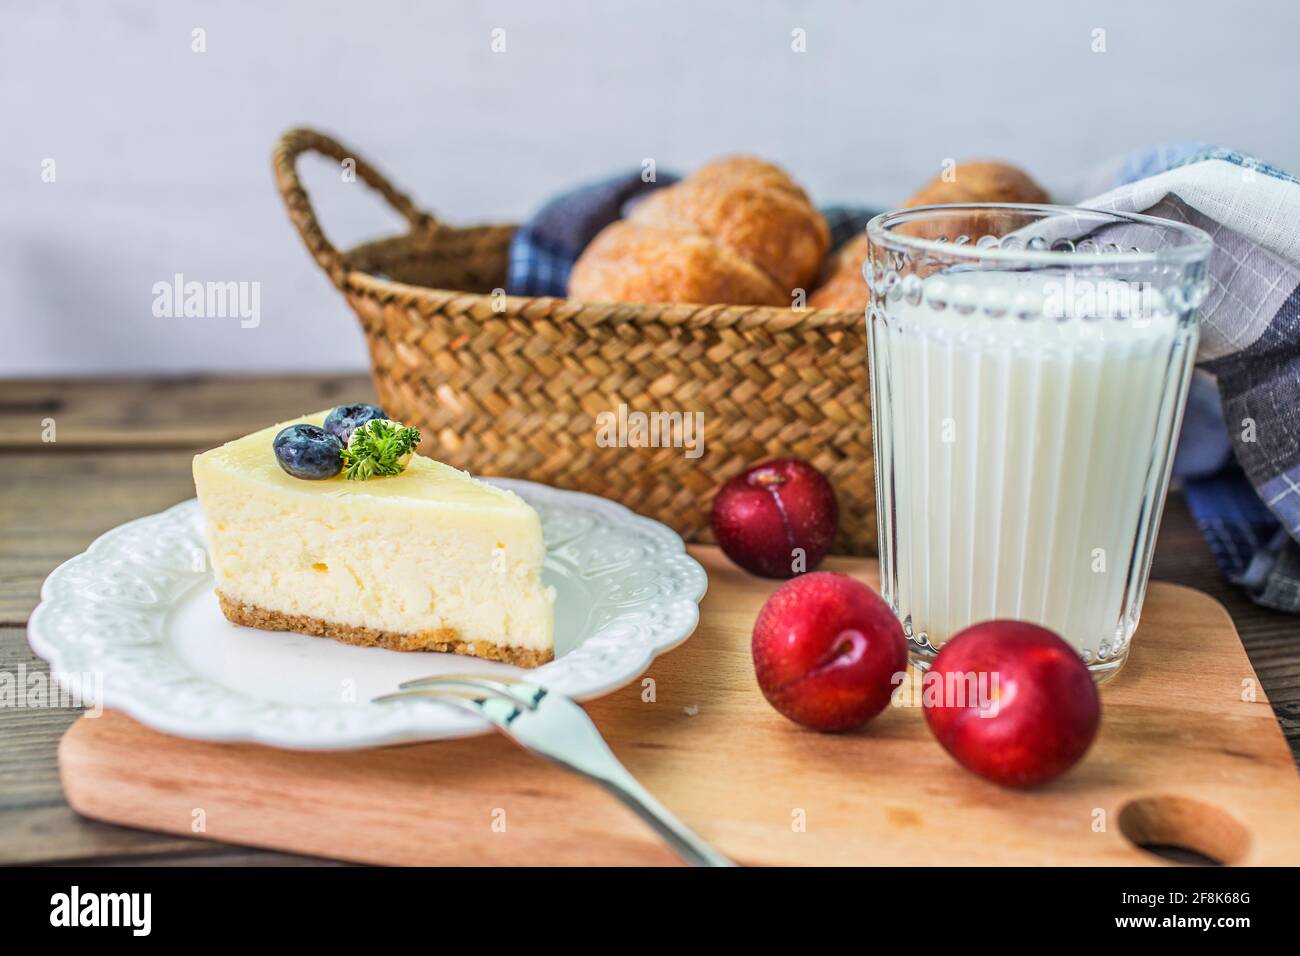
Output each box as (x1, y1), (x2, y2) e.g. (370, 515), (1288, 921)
(865, 204), (1212, 682)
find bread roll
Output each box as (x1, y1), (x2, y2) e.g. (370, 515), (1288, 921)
(568, 156), (830, 307)
(688, 155), (813, 203)
(808, 160), (1049, 312)
(567, 220), (785, 306)
(903, 160), (1050, 208)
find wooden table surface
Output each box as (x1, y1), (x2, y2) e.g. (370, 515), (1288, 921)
(2, 374), (1298, 866)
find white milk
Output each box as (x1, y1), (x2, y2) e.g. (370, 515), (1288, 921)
(869, 270), (1198, 677)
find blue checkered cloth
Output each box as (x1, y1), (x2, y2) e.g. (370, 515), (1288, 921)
(508, 150), (1300, 613)
(1075, 145), (1300, 613)
(506, 171), (679, 297)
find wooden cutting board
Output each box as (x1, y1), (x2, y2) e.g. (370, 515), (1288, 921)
(59, 547), (1300, 866)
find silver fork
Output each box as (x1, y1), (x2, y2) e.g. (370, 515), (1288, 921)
(374, 674), (735, 867)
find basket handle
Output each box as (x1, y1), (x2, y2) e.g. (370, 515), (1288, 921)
(272, 128), (437, 288)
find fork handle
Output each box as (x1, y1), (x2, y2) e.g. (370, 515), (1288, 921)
(597, 771), (737, 867)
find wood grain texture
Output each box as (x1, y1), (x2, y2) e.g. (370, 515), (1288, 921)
(0, 453), (196, 624)
(2, 374), (1297, 866)
(0, 375), (374, 451)
(58, 549), (1300, 866)
(1153, 496), (1300, 752)
(0, 627), (214, 864)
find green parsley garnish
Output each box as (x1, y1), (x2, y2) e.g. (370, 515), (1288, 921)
(341, 419), (421, 481)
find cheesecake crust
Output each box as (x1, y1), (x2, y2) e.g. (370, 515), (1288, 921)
(217, 593), (553, 668)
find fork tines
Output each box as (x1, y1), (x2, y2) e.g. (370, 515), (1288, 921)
(375, 673), (540, 708)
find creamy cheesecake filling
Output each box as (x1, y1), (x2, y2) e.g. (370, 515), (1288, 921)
(193, 413), (554, 660)
(204, 499), (552, 651)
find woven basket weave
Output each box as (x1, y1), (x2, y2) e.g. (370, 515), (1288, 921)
(273, 128), (875, 555)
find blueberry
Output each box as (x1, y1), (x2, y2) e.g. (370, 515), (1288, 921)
(273, 424), (343, 480)
(323, 403), (388, 444)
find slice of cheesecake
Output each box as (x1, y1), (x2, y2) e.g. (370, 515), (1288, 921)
(193, 411), (554, 667)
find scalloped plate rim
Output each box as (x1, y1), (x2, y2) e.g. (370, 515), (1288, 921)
(28, 479), (708, 750)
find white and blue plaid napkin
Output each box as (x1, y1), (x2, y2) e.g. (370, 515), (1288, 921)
(1074, 145), (1300, 612)
(507, 148), (1300, 612)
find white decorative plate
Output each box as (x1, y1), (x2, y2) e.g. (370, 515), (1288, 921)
(28, 480), (707, 749)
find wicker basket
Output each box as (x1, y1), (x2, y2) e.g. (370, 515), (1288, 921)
(273, 128), (875, 555)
